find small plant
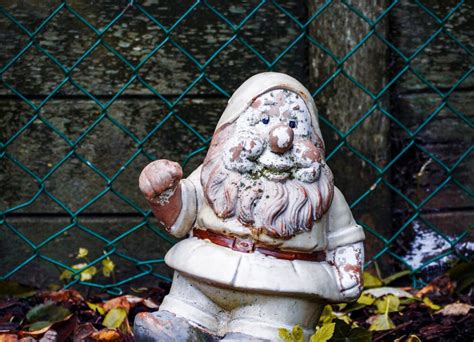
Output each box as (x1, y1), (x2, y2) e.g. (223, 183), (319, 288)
(60, 248), (116, 282)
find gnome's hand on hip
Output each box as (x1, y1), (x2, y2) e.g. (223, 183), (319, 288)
(139, 159), (183, 228)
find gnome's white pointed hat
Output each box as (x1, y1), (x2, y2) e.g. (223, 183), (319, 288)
(216, 72), (323, 143)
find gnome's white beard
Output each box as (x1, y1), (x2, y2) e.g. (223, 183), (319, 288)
(201, 123), (334, 239)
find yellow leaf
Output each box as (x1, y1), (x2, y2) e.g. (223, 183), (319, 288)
(357, 292), (376, 306)
(72, 264), (97, 281)
(318, 305), (334, 324)
(363, 272), (383, 288)
(368, 314), (395, 331)
(59, 269), (73, 281)
(103, 308), (127, 329)
(87, 302), (106, 315)
(422, 297), (441, 310)
(292, 325), (304, 342)
(278, 328), (293, 342)
(310, 322), (335, 342)
(375, 295), (400, 314)
(77, 248), (89, 259)
(102, 257), (115, 278)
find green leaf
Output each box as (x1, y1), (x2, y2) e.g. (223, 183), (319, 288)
(278, 328), (293, 342)
(369, 314), (395, 331)
(310, 322), (335, 342)
(292, 325), (304, 342)
(363, 272), (383, 288)
(422, 297), (441, 310)
(318, 305), (334, 324)
(331, 320), (372, 342)
(103, 307), (127, 329)
(27, 303), (71, 323)
(357, 292), (376, 306)
(28, 321), (52, 332)
(26, 303), (71, 331)
(375, 295), (400, 313)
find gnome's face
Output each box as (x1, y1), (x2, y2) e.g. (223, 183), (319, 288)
(202, 88), (334, 239)
(223, 89), (323, 183)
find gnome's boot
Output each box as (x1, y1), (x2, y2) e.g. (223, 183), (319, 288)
(134, 310), (218, 342)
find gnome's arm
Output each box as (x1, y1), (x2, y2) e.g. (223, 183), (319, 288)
(139, 160), (201, 238)
(326, 187), (365, 300)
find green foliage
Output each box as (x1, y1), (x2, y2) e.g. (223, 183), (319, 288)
(310, 322), (335, 342)
(26, 303), (71, 332)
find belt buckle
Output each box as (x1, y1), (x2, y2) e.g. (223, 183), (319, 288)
(232, 236), (255, 253)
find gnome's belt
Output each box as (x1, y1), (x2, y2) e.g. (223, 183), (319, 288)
(193, 229), (325, 262)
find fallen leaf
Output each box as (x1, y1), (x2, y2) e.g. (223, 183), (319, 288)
(41, 290), (83, 303)
(422, 297), (441, 310)
(0, 334), (18, 342)
(102, 308), (127, 329)
(368, 314), (395, 331)
(375, 295), (400, 314)
(87, 302), (106, 316)
(310, 322), (335, 342)
(436, 302), (472, 316)
(74, 323), (97, 341)
(90, 328), (122, 341)
(26, 303), (71, 332)
(357, 292), (375, 306)
(103, 297), (130, 313)
(364, 287), (413, 299)
(363, 272), (383, 288)
(331, 320), (371, 342)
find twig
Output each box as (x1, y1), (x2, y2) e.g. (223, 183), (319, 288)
(373, 320), (413, 341)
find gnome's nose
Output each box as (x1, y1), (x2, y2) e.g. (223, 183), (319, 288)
(269, 124), (294, 154)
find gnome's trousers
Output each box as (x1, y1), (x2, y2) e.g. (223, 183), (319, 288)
(158, 271), (324, 341)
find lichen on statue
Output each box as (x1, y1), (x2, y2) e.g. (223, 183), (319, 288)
(134, 72), (365, 342)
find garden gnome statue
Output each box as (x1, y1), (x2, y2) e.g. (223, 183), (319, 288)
(134, 72), (365, 341)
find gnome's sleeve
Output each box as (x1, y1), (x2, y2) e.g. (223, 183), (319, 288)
(167, 165), (203, 238)
(326, 187), (365, 250)
(325, 187), (365, 300)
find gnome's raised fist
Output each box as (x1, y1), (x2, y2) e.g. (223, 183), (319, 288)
(139, 159), (182, 203)
(139, 160), (183, 228)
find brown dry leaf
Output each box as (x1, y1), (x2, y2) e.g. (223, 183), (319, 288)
(74, 323), (97, 341)
(436, 302), (472, 316)
(103, 297), (130, 313)
(90, 329), (122, 341)
(18, 314), (74, 338)
(41, 290), (84, 303)
(415, 275), (454, 298)
(0, 334), (18, 342)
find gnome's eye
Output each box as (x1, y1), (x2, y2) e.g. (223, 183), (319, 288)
(289, 120), (297, 128)
(261, 115), (270, 124)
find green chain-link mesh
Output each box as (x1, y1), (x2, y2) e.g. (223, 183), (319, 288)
(1, 0), (472, 294)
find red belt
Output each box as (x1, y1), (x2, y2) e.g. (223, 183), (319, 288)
(193, 229), (325, 262)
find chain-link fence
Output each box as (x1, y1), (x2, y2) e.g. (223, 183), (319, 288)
(1, 0), (472, 294)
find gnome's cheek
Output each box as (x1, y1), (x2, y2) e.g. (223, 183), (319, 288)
(293, 163), (321, 183)
(223, 144), (257, 173)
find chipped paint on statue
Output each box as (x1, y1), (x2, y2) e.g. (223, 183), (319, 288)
(135, 73), (365, 342)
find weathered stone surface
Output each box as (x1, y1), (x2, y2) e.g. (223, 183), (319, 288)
(134, 310), (218, 342)
(0, 0), (307, 97)
(309, 0), (392, 272)
(1, 98), (225, 214)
